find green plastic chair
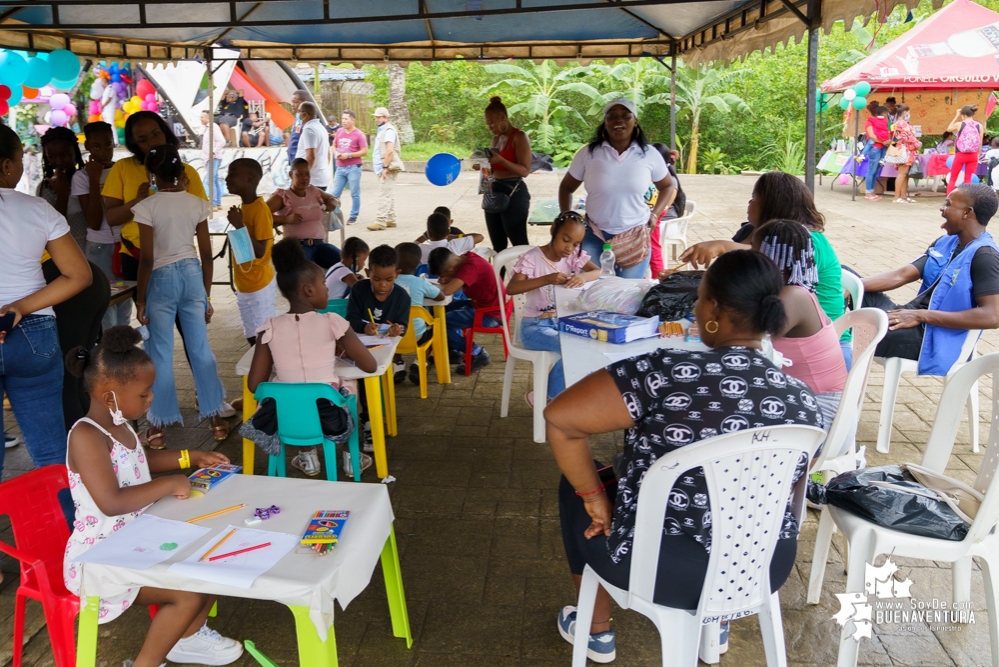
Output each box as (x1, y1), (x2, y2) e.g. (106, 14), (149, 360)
(244, 640), (280, 667)
(254, 382), (362, 482)
(319, 298), (348, 317)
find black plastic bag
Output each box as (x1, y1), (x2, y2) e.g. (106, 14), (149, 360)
(636, 271), (705, 321)
(238, 396), (354, 457)
(816, 465), (969, 541)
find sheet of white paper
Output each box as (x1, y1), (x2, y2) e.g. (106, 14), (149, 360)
(565, 281), (595, 291)
(168, 525), (300, 589)
(357, 334), (400, 347)
(603, 352), (639, 364)
(72, 514), (210, 570)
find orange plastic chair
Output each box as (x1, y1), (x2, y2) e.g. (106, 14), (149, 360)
(0, 465), (79, 667)
(397, 305), (437, 398)
(461, 285), (513, 377)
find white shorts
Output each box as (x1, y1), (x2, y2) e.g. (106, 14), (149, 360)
(236, 278), (278, 339)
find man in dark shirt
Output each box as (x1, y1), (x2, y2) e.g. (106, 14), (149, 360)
(345, 244), (410, 336)
(214, 89), (249, 145)
(861, 184), (999, 362)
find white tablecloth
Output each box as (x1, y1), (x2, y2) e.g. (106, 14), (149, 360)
(79, 475), (394, 641)
(554, 285), (706, 387)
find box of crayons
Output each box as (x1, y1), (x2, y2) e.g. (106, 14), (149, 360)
(188, 463), (242, 493)
(301, 510), (349, 556)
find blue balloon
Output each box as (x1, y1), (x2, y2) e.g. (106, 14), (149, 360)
(23, 56), (51, 89)
(946, 155), (955, 168)
(47, 49), (80, 82)
(7, 85), (21, 106)
(425, 153), (462, 187)
(0, 51), (28, 87)
(111, 73), (121, 83)
(50, 77), (77, 91)
(972, 175), (981, 184)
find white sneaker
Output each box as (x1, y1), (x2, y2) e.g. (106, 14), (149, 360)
(218, 402), (237, 418)
(165, 624), (243, 665)
(343, 451), (373, 477)
(4, 433), (20, 449)
(290, 448), (321, 476)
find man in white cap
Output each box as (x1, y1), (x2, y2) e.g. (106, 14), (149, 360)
(369, 106), (405, 231)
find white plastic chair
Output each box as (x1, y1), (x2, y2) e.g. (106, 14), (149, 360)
(493, 246), (561, 444)
(840, 269), (864, 313)
(659, 201), (696, 269)
(874, 328), (982, 454)
(830, 352), (999, 667)
(572, 424), (827, 667)
(805, 308), (888, 605)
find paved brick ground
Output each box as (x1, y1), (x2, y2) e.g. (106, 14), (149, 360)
(2, 172), (994, 666)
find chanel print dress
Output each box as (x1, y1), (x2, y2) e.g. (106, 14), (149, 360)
(607, 346), (824, 563)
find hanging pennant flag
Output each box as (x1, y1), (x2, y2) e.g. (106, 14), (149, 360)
(987, 92), (998, 119)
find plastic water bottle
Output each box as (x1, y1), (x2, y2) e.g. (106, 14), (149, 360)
(599, 243), (616, 278)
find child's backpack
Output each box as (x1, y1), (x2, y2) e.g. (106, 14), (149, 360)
(956, 121), (982, 153)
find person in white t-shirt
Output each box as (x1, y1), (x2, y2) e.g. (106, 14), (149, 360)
(132, 145), (229, 445)
(295, 102), (332, 191)
(418, 212), (484, 267)
(558, 98), (675, 279)
(983, 136), (999, 192)
(0, 124), (92, 481)
(74, 121), (132, 328)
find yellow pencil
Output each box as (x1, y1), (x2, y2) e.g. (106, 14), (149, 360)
(199, 527), (237, 562)
(186, 503), (246, 524)
(367, 308), (376, 324)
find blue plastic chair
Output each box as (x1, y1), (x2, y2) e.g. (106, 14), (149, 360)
(319, 298), (349, 317)
(253, 382), (362, 482)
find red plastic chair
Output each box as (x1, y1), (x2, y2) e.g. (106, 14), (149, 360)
(0, 465), (78, 667)
(461, 283), (513, 377)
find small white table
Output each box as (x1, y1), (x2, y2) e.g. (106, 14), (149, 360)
(237, 337), (402, 481)
(554, 285), (706, 387)
(423, 290), (453, 386)
(75, 475), (410, 667)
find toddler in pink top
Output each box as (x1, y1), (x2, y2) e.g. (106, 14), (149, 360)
(506, 212), (601, 406)
(244, 238), (377, 477)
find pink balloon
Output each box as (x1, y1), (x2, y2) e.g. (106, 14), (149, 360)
(49, 93), (70, 110)
(148, 101), (159, 113)
(140, 101), (150, 111)
(63, 103), (77, 118)
(89, 100), (101, 114)
(145, 93), (156, 103)
(50, 109), (68, 126)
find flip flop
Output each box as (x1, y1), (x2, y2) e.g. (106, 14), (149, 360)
(209, 416), (229, 442)
(143, 427), (166, 450)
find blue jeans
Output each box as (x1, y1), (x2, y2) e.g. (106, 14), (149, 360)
(580, 224), (652, 279)
(0, 315), (67, 479)
(840, 340), (853, 372)
(444, 300), (498, 357)
(332, 164), (362, 219)
(865, 146), (886, 192)
(203, 157), (223, 207)
(519, 317), (564, 399)
(145, 259), (224, 426)
(300, 241), (341, 271)
(86, 241), (132, 329)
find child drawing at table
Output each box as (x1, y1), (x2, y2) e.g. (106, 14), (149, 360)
(325, 236), (369, 300)
(506, 210), (600, 407)
(63, 326), (242, 667)
(245, 238), (377, 478)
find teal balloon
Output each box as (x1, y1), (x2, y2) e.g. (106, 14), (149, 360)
(0, 51), (28, 87)
(47, 49), (80, 82)
(854, 81), (872, 97)
(24, 56), (52, 89)
(852, 96), (868, 110)
(840, 97), (851, 110)
(7, 85), (21, 106)
(50, 77), (77, 90)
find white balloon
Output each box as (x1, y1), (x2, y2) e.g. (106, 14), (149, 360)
(844, 89), (857, 100)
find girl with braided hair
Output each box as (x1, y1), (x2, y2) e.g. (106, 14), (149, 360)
(38, 126), (87, 247)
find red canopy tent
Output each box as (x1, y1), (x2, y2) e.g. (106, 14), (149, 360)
(823, 0), (999, 91)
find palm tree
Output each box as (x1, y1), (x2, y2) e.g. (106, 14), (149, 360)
(387, 63), (415, 144)
(560, 59), (671, 117)
(480, 60), (584, 153)
(673, 65), (750, 174)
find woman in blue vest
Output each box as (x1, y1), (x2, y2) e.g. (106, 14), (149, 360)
(861, 184), (999, 375)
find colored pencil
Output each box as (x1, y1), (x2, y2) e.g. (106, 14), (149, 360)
(186, 503), (246, 523)
(367, 308), (376, 325)
(199, 528), (237, 562)
(208, 542), (272, 562)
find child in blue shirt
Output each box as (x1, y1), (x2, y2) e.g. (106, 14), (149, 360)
(394, 242), (444, 384)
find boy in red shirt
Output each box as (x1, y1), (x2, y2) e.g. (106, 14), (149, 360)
(429, 248), (499, 373)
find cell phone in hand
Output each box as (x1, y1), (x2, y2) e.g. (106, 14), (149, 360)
(0, 312), (15, 334)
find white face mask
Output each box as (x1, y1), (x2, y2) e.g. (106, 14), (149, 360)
(228, 225), (255, 265)
(109, 391), (128, 426)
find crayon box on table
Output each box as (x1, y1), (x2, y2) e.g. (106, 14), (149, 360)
(188, 463), (242, 493)
(301, 510), (350, 545)
(558, 311), (659, 344)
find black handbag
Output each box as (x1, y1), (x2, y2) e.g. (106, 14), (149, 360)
(482, 179), (521, 213)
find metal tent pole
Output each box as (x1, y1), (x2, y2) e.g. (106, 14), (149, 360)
(206, 51), (214, 211)
(804, 4), (820, 193)
(852, 110), (860, 201)
(670, 52), (677, 152)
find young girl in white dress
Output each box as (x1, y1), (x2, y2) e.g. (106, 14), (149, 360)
(63, 326), (243, 667)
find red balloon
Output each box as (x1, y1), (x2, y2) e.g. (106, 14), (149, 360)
(0, 85), (10, 100)
(136, 79), (155, 99)
(0, 100), (10, 116)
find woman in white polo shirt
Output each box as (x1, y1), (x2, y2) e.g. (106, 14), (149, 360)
(558, 98), (675, 278)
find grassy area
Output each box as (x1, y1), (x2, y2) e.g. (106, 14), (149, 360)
(364, 141), (473, 162)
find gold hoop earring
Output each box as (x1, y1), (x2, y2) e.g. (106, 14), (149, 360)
(704, 320), (719, 334)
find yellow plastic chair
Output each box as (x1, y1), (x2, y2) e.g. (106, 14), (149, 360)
(396, 305), (436, 399)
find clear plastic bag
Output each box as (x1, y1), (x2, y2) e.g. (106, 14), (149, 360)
(575, 277), (654, 315)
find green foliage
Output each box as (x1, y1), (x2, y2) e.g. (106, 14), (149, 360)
(761, 128), (806, 174)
